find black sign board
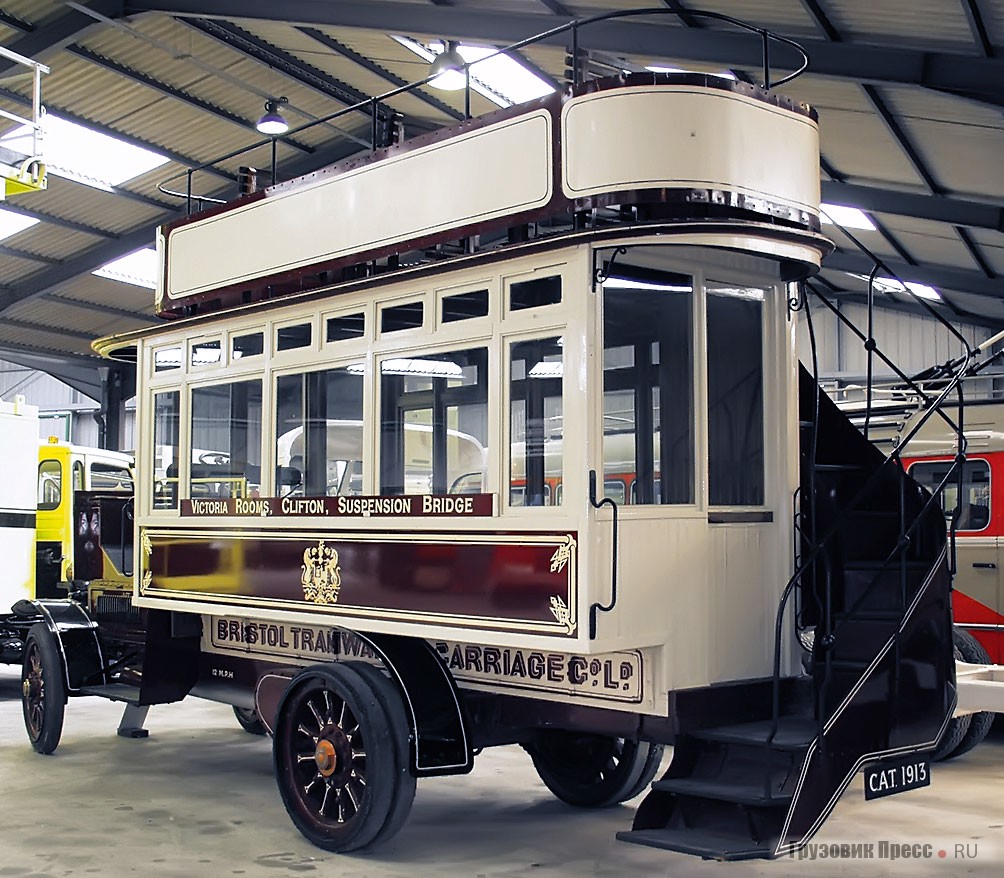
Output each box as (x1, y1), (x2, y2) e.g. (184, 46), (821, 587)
(864, 758), (931, 800)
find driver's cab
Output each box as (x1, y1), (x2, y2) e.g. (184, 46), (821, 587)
(35, 439), (134, 597)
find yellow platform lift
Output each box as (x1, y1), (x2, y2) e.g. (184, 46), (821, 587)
(0, 45), (48, 201)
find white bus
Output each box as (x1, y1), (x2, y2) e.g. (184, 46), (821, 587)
(17, 10), (957, 863)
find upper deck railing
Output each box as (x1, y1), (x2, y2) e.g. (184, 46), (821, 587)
(156, 7), (810, 213)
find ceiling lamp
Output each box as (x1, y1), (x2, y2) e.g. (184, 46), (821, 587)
(429, 41), (467, 90)
(256, 97), (289, 135)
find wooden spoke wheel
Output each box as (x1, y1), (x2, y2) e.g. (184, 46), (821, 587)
(233, 705), (268, 736)
(526, 731), (664, 808)
(272, 663), (404, 852)
(21, 623), (66, 755)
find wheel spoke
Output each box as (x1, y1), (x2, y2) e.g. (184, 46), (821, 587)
(295, 753), (315, 764)
(296, 722), (318, 742)
(307, 698), (325, 730)
(346, 780), (361, 812)
(319, 781), (333, 816)
(338, 699), (347, 729)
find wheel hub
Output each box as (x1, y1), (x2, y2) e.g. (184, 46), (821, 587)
(314, 738), (338, 777)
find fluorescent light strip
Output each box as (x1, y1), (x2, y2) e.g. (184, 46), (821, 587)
(820, 203), (876, 231)
(848, 273), (941, 302)
(0, 208), (39, 241)
(393, 36), (554, 107)
(0, 114), (168, 192)
(93, 247), (158, 289)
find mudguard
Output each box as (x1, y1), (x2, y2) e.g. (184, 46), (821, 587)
(255, 630), (473, 777)
(13, 598), (105, 692)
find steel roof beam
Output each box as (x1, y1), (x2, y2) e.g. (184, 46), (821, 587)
(188, 20), (395, 125)
(66, 45), (315, 155)
(823, 251), (1004, 299)
(123, 1), (1004, 103)
(0, 134), (363, 317)
(821, 182), (1004, 232)
(0, 315), (94, 342)
(0, 223), (170, 314)
(0, 0), (121, 76)
(44, 293), (161, 324)
(0, 84), (235, 186)
(294, 27), (466, 122)
(961, 0), (995, 58)
(0, 202), (118, 239)
(0, 244), (60, 265)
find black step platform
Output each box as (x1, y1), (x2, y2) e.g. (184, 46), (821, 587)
(77, 683), (143, 704)
(617, 827), (774, 861)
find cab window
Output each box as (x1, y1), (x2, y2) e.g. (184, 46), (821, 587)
(38, 459), (62, 510)
(909, 459), (991, 532)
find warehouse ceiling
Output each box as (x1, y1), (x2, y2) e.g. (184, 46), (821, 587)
(0, 0), (1003, 393)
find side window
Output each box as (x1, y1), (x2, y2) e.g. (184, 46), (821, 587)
(154, 391), (180, 510)
(509, 337), (563, 506)
(909, 459), (991, 532)
(189, 380), (263, 499)
(37, 459), (62, 510)
(275, 366), (365, 497)
(707, 282), (765, 506)
(602, 273), (694, 505)
(91, 463), (133, 492)
(380, 348), (489, 496)
(72, 461), (84, 492)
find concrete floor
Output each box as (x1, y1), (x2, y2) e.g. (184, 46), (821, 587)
(1, 663), (1001, 878)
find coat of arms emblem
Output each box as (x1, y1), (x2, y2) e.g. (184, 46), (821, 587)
(301, 540), (341, 605)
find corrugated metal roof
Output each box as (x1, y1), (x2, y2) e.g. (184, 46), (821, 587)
(1, 0), (1003, 379)
(817, 108), (926, 186)
(823, 0), (980, 49)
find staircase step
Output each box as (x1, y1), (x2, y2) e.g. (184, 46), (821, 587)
(691, 717), (818, 749)
(616, 827), (774, 861)
(812, 463), (863, 472)
(651, 777), (793, 806)
(77, 683), (143, 704)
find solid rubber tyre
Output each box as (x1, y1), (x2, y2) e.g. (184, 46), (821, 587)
(525, 731), (665, 807)
(933, 637), (972, 761)
(233, 705), (268, 736)
(272, 663), (399, 852)
(21, 623), (67, 755)
(342, 661), (417, 847)
(945, 629), (995, 760)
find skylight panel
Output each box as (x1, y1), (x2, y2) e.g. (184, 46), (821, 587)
(0, 208), (39, 241)
(848, 273), (942, 302)
(821, 203), (876, 231)
(93, 247), (158, 289)
(0, 115), (168, 192)
(393, 36), (554, 108)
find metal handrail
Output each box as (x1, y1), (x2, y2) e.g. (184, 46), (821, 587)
(156, 7), (810, 210)
(767, 274), (976, 761)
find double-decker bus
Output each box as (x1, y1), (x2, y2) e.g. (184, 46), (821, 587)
(16, 11), (957, 862)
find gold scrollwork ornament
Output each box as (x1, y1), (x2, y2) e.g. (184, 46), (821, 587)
(301, 540), (342, 605)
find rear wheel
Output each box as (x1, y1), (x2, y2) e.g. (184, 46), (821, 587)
(525, 731), (664, 807)
(272, 663), (401, 852)
(21, 623), (66, 755)
(946, 629), (995, 759)
(233, 705), (268, 736)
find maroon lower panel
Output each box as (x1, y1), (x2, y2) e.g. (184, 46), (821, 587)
(145, 529), (577, 637)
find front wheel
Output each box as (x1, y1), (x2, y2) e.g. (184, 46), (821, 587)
(272, 663), (402, 852)
(21, 623), (66, 755)
(525, 731), (665, 807)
